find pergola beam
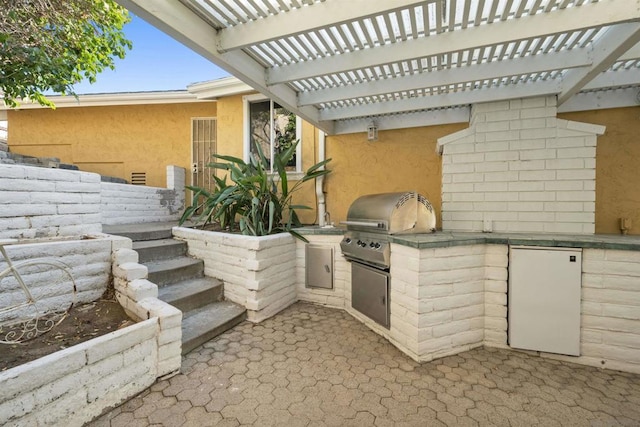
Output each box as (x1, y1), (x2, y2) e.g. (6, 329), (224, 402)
(268, 0), (640, 85)
(217, 0), (434, 52)
(558, 23), (640, 105)
(320, 80), (561, 121)
(333, 108), (471, 135)
(299, 48), (592, 107)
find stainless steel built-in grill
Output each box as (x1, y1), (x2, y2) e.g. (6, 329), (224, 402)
(340, 192), (436, 328)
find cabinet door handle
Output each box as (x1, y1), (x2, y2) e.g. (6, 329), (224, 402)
(324, 265), (331, 273)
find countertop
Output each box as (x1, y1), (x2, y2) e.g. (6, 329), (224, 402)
(297, 226), (640, 251)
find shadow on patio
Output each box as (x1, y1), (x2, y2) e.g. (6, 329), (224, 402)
(89, 302), (640, 426)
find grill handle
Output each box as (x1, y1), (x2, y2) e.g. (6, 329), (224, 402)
(340, 220), (385, 229)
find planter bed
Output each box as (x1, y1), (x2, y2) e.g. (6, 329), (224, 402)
(0, 235), (183, 426)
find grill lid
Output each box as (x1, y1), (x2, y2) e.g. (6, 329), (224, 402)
(343, 191), (436, 234)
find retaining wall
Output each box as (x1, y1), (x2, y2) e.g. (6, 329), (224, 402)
(0, 235), (182, 426)
(173, 227), (297, 323)
(0, 238), (112, 316)
(101, 165), (185, 225)
(0, 165), (101, 240)
(0, 164), (185, 240)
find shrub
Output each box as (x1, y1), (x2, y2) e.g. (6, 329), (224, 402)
(180, 140), (330, 241)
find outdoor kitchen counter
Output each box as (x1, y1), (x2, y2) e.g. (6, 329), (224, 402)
(297, 226), (640, 251)
(390, 231), (640, 251)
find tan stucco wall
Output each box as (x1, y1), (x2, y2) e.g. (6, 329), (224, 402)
(325, 123), (468, 228)
(559, 107), (640, 235)
(8, 102), (216, 188)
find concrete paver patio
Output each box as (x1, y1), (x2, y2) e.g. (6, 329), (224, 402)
(89, 302), (640, 426)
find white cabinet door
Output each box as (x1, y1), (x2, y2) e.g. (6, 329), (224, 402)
(508, 246), (582, 356)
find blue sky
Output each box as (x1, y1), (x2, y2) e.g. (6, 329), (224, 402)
(71, 15), (230, 95)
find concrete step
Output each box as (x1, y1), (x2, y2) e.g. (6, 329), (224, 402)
(158, 277), (223, 312)
(182, 301), (246, 355)
(103, 221), (177, 241)
(133, 238), (187, 263)
(146, 256), (203, 287)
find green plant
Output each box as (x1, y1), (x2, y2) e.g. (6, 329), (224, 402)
(180, 140), (330, 241)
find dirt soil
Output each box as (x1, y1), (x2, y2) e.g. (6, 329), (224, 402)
(0, 300), (134, 371)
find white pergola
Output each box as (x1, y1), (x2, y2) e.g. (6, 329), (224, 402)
(117, 0), (640, 135)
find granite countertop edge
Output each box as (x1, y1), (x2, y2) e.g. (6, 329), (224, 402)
(297, 227), (640, 251)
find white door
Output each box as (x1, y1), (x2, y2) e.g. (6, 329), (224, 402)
(508, 246), (582, 356)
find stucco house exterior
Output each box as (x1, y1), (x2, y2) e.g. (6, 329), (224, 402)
(2, 74), (639, 235)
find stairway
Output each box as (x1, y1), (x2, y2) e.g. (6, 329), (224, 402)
(104, 222), (246, 354)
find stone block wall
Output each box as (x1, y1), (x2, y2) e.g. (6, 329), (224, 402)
(112, 247), (183, 377)
(173, 227), (297, 323)
(484, 244), (509, 346)
(100, 165), (186, 226)
(574, 249), (640, 374)
(0, 164), (101, 240)
(371, 244), (488, 362)
(0, 318), (158, 427)
(0, 238), (112, 316)
(0, 234), (179, 426)
(295, 236), (349, 309)
(0, 164), (186, 239)
(438, 96), (605, 234)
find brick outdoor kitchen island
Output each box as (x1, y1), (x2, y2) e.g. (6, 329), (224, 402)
(295, 229), (640, 376)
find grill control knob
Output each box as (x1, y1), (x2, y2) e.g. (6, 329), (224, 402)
(345, 238), (352, 244)
(369, 242), (375, 248)
(374, 243), (381, 249)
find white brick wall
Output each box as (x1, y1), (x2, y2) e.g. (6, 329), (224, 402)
(484, 245), (509, 347)
(0, 235), (177, 426)
(353, 243), (490, 362)
(0, 319), (158, 427)
(438, 96), (605, 234)
(111, 247), (182, 377)
(0, 165), (101, 239)
(173, 227), (297, 322)
(100, 166), (186, 226)
(0, 238), (112, 321)
(0, 164), (186, 238)
(552, 248), (640, 374)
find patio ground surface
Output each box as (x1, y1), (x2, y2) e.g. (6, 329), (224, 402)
(89, 302), (640, 426)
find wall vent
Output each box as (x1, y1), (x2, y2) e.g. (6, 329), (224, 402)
(131, 172), (146, 185)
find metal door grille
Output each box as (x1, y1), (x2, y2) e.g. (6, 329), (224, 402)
(191, 118), (217, 190)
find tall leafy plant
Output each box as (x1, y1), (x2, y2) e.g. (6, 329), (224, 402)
(180, 140), (330, 241)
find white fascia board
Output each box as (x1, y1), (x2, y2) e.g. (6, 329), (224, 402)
(333, 107), (470, 135)
(117, 0), (333, 135)
(559, 87), (640, 113)
(187, 77), (254, 99)
(217, 0), (433, 52)
(558, 23), (640, 105)
(319, 80), (561, 121)
(268, 0), (640, 85)
(0, 91), (202, 110)
(298, 48), (592, 106)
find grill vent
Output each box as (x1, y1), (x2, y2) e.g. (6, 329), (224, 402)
(395, 192), (415, 209)
(418, 194), (434, 213)
(131, 172), (146, 185)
